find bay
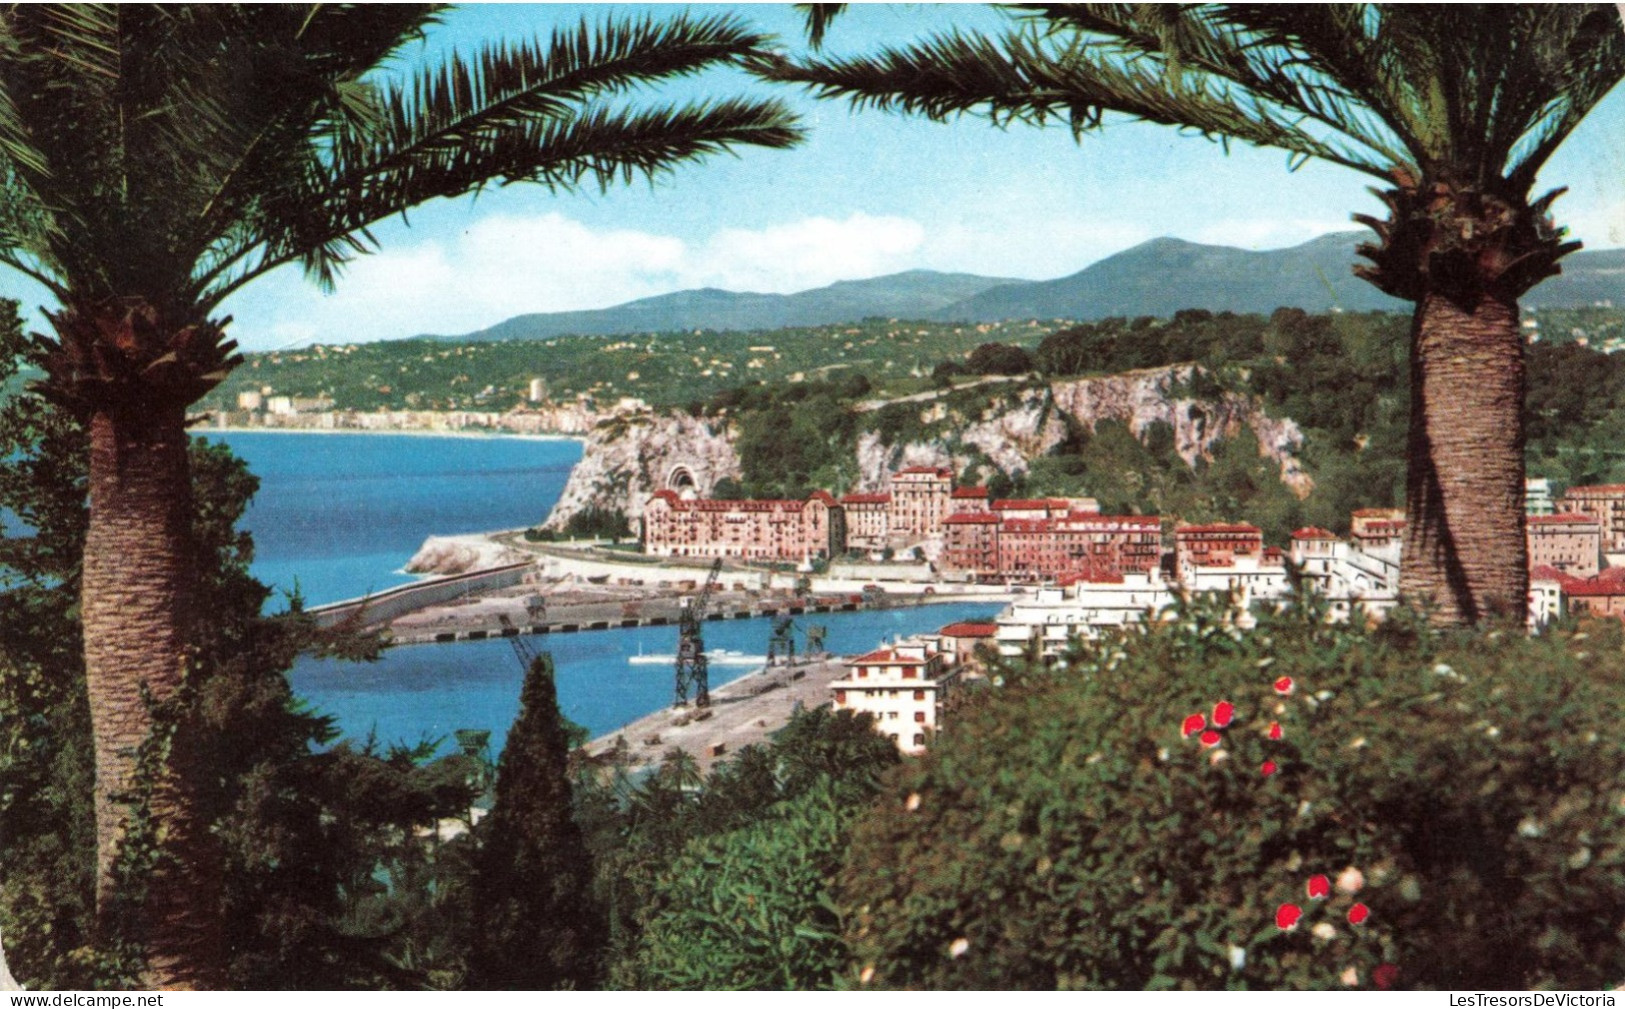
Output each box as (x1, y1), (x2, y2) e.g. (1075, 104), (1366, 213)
(204, 430), (1001, 755)
(201, 431), (581, 607)
(287, 602), (1003, 754)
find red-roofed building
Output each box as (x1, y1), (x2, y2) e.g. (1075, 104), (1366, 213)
(642, 489), (844, 561)
(888, 466), (953, 539)
(1562, 485), (1625, 554)
(1349, 509), (1406, 556)
(940, 510), (1161, 581)
(942, 511), (1001, 577)
(1175, 523), (1264, 581)
(936, 621), (999, 668)
(839, 492), (892, 549)
(991, 498), (1072, 521)
(1527, 512), (1601, 577)
(830, 641), (955, 754)
(1555, 571), (1625, 621)
(949, 485), (990, 513)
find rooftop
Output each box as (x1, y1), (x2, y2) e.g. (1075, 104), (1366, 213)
(938, 621), (998, 638)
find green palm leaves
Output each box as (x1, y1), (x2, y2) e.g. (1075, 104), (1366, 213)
(0, 5), (801, 314)
(767, 4), (1625, 188)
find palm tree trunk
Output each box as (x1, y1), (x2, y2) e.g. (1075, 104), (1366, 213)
(82, 404), (223, 989)
(1398, 291), (1529, 625)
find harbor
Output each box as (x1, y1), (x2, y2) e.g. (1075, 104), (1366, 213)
(582, 655), (853, 776)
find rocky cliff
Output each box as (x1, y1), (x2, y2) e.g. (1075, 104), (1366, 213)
(543, 411), (741, 530)
(1050, 365), (1312, 496)
(543, 363), (1309, 529)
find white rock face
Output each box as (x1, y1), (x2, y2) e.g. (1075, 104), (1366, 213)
(547, 363), (1311, 527)
(1049, 365), (1313, 496)
(405, 535), (527, 575)
(544, 412), (741, 529)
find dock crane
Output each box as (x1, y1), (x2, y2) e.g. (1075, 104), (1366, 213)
(674, 558), (723, 708)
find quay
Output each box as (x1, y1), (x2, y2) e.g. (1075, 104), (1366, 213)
(581, 655), (853, 776)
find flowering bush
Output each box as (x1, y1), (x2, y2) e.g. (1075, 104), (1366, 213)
(838, 597), (1625, 989)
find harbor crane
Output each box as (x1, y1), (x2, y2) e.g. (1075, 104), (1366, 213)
(767, 616), (829, 666)
(674, 558), (723, 708)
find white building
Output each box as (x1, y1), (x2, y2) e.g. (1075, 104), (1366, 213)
(1181, 551), (1293, 618)
(829, 641), (956, 754)
(994, 572), (1176, 662)
(1528, 568), (1565, 630)
(1288, 528), (1401, 624)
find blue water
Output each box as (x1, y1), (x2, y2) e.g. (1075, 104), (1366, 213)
(202, 432), (581, 607)
(207, 431), (1000, 753)
(287, 602), (1002, 753)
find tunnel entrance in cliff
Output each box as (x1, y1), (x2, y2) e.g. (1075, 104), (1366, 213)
(666, 464), (700, 499)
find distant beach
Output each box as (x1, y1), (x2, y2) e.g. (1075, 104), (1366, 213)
(204, 424), (583, 443)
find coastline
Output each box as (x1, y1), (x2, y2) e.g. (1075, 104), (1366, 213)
(201, 424), (584, 443)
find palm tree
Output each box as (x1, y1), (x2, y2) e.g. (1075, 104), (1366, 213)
(0, 4), (798, 988)
(764, 4), (1625, 625)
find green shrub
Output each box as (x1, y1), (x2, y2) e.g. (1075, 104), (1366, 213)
(839, 598), (1625, 990)
(562, 506), (633, 542)
(634, 783), (852, 990)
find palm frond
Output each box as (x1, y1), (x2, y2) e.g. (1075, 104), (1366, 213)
(194, 13), (801, 304)
(798, 3), (849, 50)
(759, 23), (1388, 177)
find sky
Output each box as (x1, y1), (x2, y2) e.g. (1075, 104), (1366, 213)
(3, 3), (1624, 351)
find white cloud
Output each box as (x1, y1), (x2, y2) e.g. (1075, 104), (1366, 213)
(682, 214), (925, 292)
(223, 211), (928, 347)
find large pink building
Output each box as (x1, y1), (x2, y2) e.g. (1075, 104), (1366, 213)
(1562, 485), (1625, 553)
(941, 508), (1162, 581)
(642, 489), (845, 562)
(1527, 512), (1601, 577)
(839, 492), (891, 549)
(888, 466), (954, 539)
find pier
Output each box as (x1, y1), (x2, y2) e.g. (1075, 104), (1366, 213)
(581, 655), (853, 776)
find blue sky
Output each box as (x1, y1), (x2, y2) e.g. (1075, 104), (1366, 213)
(4, 4), (1624, 350)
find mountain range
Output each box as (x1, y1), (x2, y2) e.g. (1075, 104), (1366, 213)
(426, 232), (1625, 342)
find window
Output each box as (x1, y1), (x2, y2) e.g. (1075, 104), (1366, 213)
(913, 733), (926, 747)
(914, 689), (926, 701)
(835, 690), (846, 705)
(914, 711), (927, 723)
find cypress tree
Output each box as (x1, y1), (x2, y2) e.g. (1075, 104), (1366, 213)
(468, 653), (601, 989)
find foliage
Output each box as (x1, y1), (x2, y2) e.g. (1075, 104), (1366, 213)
(468, 654), (601, 989)
(965, 342), (1032, 375)
(0, 307), (484, 989)
(563, 506), (634, 542)
(839, 597), (1625, 990)
(205, 317), (1054, 416)
(635, 783), (853, 990)
(585, 707), (899, 987)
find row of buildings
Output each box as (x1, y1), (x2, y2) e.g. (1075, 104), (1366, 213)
(824, 481), (1625, 757)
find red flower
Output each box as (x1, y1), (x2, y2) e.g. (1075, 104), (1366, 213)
(1267, 721), (1283, 740)
(1212, 700), (1235, 727)
(1348, 903), (1371, 925)
(1373, 964), (1399, 990)
(1274, 676), (1295, 695)
(1261, 760), (1278, 777)
(1182, 713), (1206, 737)
(1306, 875), (1331, 900)
(1200, 729), (1222, 748)
(1275, 903), (1302, 930)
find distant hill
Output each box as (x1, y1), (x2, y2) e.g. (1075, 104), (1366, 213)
(425, 234), (1625, 342)
(428, 270), (1019, 342)
(941, 233), (1625, 321)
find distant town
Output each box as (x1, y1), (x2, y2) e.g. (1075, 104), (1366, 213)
(628, 466), (1625, 755)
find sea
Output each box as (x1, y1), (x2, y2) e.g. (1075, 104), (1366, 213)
(203, 431), (1003, 753)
